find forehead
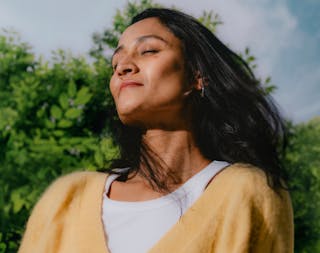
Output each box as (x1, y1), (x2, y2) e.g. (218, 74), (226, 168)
(118, 17), (180, 46)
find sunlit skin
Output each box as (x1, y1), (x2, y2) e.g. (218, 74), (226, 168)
(108, 18), (210, 201)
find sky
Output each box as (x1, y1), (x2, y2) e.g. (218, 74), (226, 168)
(0, 0), (319, 123)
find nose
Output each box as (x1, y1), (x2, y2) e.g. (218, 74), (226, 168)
(116, 59), (139, 76)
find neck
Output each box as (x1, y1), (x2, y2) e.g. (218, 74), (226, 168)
(139, 129), (211, 185)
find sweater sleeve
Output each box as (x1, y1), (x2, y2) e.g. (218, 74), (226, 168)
(18, 172), (91, 253)
(148, 164), (294, 253)
(211, 165), (294, 253)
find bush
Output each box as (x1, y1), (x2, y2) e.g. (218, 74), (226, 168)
(284, 118), (320, 252)
(0, 32), (118, 253)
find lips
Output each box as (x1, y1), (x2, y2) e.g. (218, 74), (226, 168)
(120, 81), (143, 91)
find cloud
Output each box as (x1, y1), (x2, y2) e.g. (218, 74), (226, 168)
(278, 65), (320, 122)
(159, 0), (298, 76)
(0, 0), (126, 58)
(158, 0), (319, 122)
(1, 0), (319, 122)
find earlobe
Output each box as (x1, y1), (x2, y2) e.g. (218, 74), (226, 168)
(194, 79), (203, 92)
(183, 71), (205, 97)
(194, 73), (205, 97)
(193, 71), (204, 91)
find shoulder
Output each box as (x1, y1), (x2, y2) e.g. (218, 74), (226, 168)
(30, 171), (108, 219)
(41, 171), (108, 198)
(208, 162), (293, 227)
(19, 171), (109, 252)
(213, 163), (284, 196)
(190, 166), (293, 252)
(46, 171), (108, 190)
(208, 163), (292, 217)
(194, 163), (294, 252)
(217, 162), (268, 183)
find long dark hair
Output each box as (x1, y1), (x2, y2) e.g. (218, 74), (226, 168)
(107, 8), (288, 192)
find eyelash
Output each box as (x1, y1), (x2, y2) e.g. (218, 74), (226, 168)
(141, 49), (159, 55)
(112, 49), (159, 71)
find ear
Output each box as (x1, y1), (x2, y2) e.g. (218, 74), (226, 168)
(192, 71), (204, 91)
(183, 72), (203, 96)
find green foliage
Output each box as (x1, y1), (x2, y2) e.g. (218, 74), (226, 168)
(198, 11), (223, 34)
(239, 47), (277, 94)
(90, 0), (162, 59)
(0, 32), (118, 252)
(284, 117), (320, 252)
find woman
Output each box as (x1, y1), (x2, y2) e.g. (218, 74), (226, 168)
(19, 8), (294, 253)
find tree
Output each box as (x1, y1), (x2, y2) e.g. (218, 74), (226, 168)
(284, 117), (320, 252)
(0, 32), (118, 252)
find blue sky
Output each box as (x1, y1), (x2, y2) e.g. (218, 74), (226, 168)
(0, 0), (319, 123)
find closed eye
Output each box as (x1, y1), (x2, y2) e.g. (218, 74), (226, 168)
(141, 49), (159, 55)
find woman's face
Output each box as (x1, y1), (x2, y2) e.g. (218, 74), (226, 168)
(110, 17), (195, 128)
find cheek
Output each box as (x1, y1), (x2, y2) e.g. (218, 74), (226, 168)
(146, 57), (187, 94)
(143, 72), (187, 113)
(109, 75), (117, 100)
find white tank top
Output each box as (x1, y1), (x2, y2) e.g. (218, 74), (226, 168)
(102, 160), (229, 253)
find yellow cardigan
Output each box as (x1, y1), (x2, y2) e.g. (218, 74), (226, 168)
(18, 163), (294, 253)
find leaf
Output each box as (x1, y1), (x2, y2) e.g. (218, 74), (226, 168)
(68, 81), (77, 97)
(74, 87), (92, 105)
(94, 151), (104, 167)
(65, 108), (82, 119)
(36, 108), (45, 118)
(86, 164), (97, 171)
(265, 77), (271, 84)
(57, 119), (73, 128)
(0, 107), (18, 130)
(11, 191), (24, 213)
(45, 119), (55, 129)
(59, 93), (69, 110)
(53, 130), (65, 137)
(247, 56), (255, 63)
(50, 105), (62, 119)
(0, 242), (6, 252)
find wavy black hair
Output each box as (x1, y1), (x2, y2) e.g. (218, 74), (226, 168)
(107, 8), (288, 192)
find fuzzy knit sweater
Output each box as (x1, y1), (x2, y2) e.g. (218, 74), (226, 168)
(18, 163), (294, 253)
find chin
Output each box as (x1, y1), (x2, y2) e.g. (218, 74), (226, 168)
(118, 114), (145, 128)
(115, 100), (146, 124)
(116, 107), (142, 126)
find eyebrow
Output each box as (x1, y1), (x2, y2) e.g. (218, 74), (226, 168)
(112, 34), (169, 60)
